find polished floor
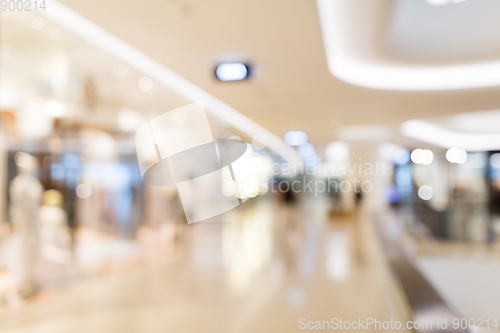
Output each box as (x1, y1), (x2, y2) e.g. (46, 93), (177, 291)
(0, 196), (408, 333)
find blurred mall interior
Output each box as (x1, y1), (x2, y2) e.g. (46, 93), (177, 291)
(1, 0), (500, 332)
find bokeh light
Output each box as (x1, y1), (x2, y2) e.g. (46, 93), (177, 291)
(418, 185), (433, 200)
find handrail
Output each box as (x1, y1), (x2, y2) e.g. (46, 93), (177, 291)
(374, 213), (469, 333)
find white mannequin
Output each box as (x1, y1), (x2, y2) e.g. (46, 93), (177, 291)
(37, 189), (73, 287)
(8, 152), (43, 298)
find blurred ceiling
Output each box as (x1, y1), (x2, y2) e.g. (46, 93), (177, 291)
(56, 0), (500, 144)
(1, 12), (191, 126)
(317, 0), (500, 90)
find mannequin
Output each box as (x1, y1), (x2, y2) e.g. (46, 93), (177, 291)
(37, 189), (73, 287)
(8, 152), (43, 298)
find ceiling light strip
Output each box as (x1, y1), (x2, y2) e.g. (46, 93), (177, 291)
(42, 1), (301, 163)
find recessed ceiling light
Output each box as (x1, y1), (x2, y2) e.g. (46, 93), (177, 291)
(284, 131), (308, 146)
(215, 63), (250, 81)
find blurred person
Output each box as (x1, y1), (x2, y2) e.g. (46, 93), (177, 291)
(36, 189), (73, 288)
(327, 178), (343, 216)
(354, 184), (363, 211)
(275, 178), (303, 270)
(7, 152), (43, 298)
(352, 184), (365, 265)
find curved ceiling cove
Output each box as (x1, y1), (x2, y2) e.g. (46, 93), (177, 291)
(401, 110), (500, 151)
(317, 0), (500, 90)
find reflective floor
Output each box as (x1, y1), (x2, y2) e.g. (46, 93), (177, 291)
(0, 196), (407, 333)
